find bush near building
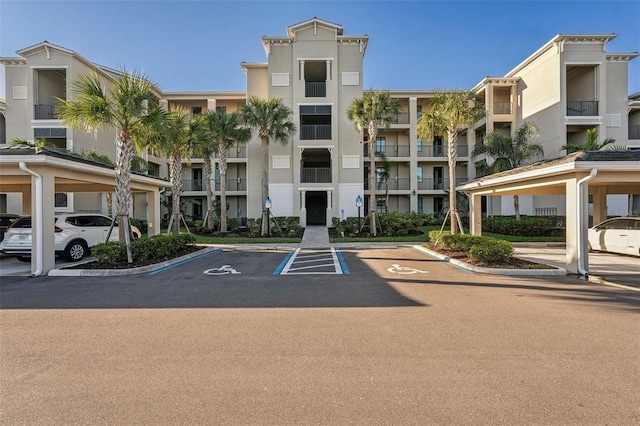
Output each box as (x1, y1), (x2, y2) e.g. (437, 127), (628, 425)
(428, 230), (514, 263)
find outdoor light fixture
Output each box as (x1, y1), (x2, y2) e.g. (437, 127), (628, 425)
(265, 197), (272, 236)
(356, 195), (363, 229)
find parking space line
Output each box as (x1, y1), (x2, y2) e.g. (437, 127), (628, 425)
(275, 248), (348, 275)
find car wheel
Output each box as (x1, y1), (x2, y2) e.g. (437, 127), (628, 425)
(16, 256), (31, 262)
(65, 240), (88, 261)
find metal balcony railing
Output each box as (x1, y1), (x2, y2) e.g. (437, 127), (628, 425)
(629, 125), (640, 140)
(416, 144), (469, 157)
(364, 145), (410, 157)
(34, 104), (58, 120)
(182, 180), (204, 191)
(300, 124), (331, 140)
(567, 100), (599, 116)
(416, 178), (468, 190)
(227, 145), (247, 158)
(301, 167), (331, 183)
(215, 178), (247, 191)
(493, 102), (512, 114)
(305, 81), (326, 97)
(391, 112), (410, 124)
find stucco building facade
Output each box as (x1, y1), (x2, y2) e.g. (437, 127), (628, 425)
(1, 18), (638, 224)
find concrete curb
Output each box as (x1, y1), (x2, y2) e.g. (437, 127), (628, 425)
(48, 246), (222, 277)
(412, 245), (568, 276)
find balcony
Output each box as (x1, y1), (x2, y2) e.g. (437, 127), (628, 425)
(417, 178), (468, 190)
(363, 145), (410, 157)
(391, 112), (410, 124)
(182, 180), (204, 191)
(365, 178), (410, 191)
(567, 101), (598, 116)
(34, 104), (58, 120)
(300, 124), (331, 140)
(493, 102), (512, 114)
(305, 81), (326, 98)
(215, 178), (247, 192)
(227, 145), (247, 158)
(301, 167), (331, 183)
(417, 144), (469, 157)
(629, 125), (640, 140)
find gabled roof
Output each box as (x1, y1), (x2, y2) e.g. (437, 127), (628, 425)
(286, 17), (343, 37)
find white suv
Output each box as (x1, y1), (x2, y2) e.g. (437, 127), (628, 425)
(0, 213), (141, 262)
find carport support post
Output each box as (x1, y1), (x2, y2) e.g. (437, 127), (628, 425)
(565, 179), (579, 274)
(147, 189), (161, 237)
(32, 168), (56, 276)
(470, 194), (482, 236)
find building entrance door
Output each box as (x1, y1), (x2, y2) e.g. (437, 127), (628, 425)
(305, 191), (327, 225)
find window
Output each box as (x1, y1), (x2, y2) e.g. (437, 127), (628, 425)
(34, 128), (67, 149)
(417, 138), (422, 152)
(417, 197), (423, 213)
(192, 168), (203, 191)
(417, 167), (423, 183)
(434, 197), (444, 216)
(375, 137), (386, 154)
(376, 198), (387, 214)
(192, 107), (202, 115)
(376, 167), (387, 183)
(434, 136), (444, 156)
(216, 106), (227, 114)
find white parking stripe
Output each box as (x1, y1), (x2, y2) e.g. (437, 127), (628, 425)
(279, 248), (345, 275)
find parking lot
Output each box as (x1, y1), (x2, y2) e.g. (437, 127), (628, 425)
(1, 246), (639, 424)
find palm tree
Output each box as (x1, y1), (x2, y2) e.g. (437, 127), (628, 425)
(203, 109), (250, 232)
(241, 96), (296, 235)
(56, 70), (162, 262)
(417, 90), (484, 234)
(10, 137), (56, 149)
(561, 127), (615, 153)
(192, 123), (219, 231)
(346, 90), (400, 236)
(147, 105), (207, 235)
(472, 122), (544, 219)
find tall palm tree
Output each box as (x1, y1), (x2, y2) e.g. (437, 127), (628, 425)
(561, 127), (615, 153)
(241, 96), (296, 235)
(56, 70), (162, 262)
(472, 122), (544, 219)
(346, 90), (400, 236)
(193, 123), (219, 231)
(417, 90), (484, 234)
(203, 109), (251, 232)
(147, 106), (207, 235)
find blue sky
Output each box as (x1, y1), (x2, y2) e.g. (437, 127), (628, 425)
(1, 0), (639, 98)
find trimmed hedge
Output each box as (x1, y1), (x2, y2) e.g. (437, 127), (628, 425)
(333, 212), (439, 237)
(482, 216), (562, 237)
(91, 233), (197, 265)
(428, 230), (514, 263)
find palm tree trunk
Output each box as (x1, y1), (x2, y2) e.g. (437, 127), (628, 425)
(369, 143), (377, 236)
(219, 140), (228, 233)
(115, 132), (134, 263)
(261, 136), (269, 236)
(169, 152), (182, 235)
(514, 195), (521, 220)
(203, 155), (215, 230)
(447, 130), (459, 234)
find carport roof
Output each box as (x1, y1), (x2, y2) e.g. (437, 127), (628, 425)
(457, 151), (640, 196)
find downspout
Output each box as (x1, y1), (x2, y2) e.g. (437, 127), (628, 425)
(577, 169), (597, 277)
(19, 162), (44, 277)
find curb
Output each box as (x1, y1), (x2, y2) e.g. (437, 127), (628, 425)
(48, 246), (221, 277)
(412, 245), (568, 276)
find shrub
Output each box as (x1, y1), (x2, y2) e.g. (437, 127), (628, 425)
(468, 238), (514, 263)
(428, 230), (450, 246)
(92, 232), (197, 265)
(441, 233), (479, 251)
(482, 216), (560, 237)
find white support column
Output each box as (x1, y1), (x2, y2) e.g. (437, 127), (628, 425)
(565, 179), (579, 274)
(326, 60), (331, 81)
(147, 189), (161, 236)
(159, 99), (169, 112)
(300, 60), (305, 81)
(470, 194), (482, 235)
(327, 190), (332, 210)
(301, 190), (306, 210)
(207, 99), (217, 112)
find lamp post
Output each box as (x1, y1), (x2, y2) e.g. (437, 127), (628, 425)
(265, 197), (272, 237)
(356, 195), (363, 230)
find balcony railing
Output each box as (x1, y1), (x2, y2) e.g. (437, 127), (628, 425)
(227, 145), (247, 158)
(300, 124), (331, 140)
(301, 167), (331, 183)
(629, 125), (640, 140)
(215, 178), (247, 192)
(181, 179), (247, 192)
(567, 100), (598, 116)
(391, 112), (410, 124)
(493, 102), (512, 114)
(417, 144), (469, 157)
(34, 104), (58, 120)
(363, 145), (410, 157)
(416, 178), (468, 190)
(305, 81), (326, 97)
(182, 180), (204, 191)
(365, 178), (410, 191)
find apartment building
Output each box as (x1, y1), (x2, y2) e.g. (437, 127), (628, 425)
(1, 19), (638, 223)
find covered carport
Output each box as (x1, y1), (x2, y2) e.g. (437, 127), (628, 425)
(0, 146), (170, 276)
(458, 151), (640, 275)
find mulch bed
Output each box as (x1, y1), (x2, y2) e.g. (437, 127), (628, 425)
(428, 245), (555, 269)
(68, 245), (202, 270)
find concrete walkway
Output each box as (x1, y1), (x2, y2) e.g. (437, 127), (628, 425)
(299, 225), (330, 248)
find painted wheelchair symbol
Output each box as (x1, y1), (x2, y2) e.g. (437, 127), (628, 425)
(204, 265), (241, 275)
(387, 264), (429, 274)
